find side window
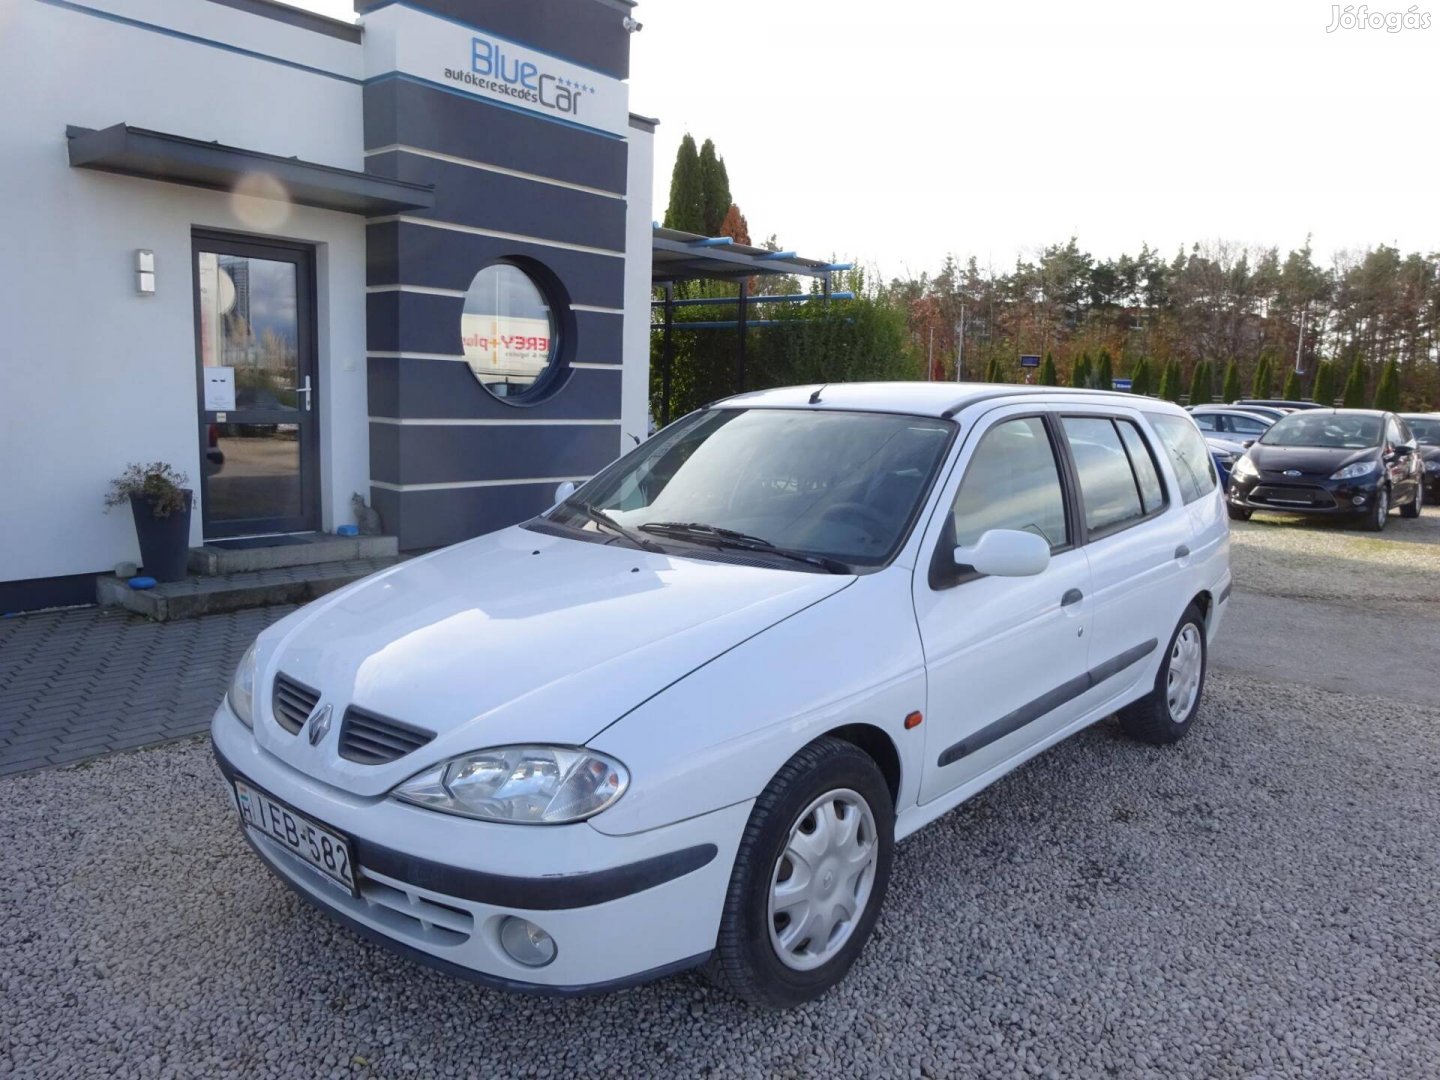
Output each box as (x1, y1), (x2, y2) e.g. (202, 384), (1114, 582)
(1147, 413), (1218, 504)
(1192, 413), (1218, 431)
(951, 417), (1069, 549)
(1115, 420), (1167, 514)
(1385, 418), (1404, 448)
(1060, 417), (1146, 534)
(1229, 415), (1268, 437)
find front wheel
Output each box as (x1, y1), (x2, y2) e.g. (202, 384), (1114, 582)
(1117, 604), (1207, 745)
(708, 737), (894, 1008)
(1362, 486), (1390, 532)
(1401, 481), (1422, 519)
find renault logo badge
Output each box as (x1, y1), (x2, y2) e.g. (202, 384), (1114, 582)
(306, 703), (333, 746)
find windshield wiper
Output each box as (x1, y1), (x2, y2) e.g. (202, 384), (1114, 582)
(638, 521), (852, 574)
(583, 504), (663, 552)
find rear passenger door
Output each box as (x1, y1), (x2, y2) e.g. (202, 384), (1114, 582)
(913, 409), (1093, 804)
(1056, 411), (1190, 708)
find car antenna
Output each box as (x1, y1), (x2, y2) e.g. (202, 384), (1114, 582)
(809, 384), (827, 404)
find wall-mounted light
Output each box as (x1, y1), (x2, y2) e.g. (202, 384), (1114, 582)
(622, 15), (642, 32)
(136, 249), (155, 295)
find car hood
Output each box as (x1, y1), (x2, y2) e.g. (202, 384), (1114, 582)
(1248, 443), (1376, 478)
(250, 526), (852, 796)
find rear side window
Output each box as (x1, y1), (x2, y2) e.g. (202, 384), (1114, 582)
(1192, 413), (1218, 431)
(1060, 417), (1146, 534)
(1147, 413), (1217, 504)
(1115, 420), (1167, 513)
(1227, 414), (1268, 437)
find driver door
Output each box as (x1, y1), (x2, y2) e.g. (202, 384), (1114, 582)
(912, 408), (1093, 804)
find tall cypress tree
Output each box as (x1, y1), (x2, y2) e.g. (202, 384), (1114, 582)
(1341, 354), (1367, 408)
(1221, 360), (1242, 404)
(1158, 359), (1181, 402)
(1312, 360), (1336, 406)
(696, 139), (732, 237)
(1251, 351), (1274, 399)
(1095, 349), (1115, 391)
(1130, 358), (1152, 396)
(1187, 360), (1212, 406)
(1039, 351), (1058, 386)
(1373, 359), (1401, 411)
(1071, 352), (1092, 388)
(1282, 368), (1302, 401)
(985, 356), (1004, 383)
(662, 134), (704, 233)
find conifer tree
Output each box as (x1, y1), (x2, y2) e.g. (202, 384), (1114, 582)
(1342, 354), (1367, 408)
(1039, 351), (1058, 386)
(1221, 360), (1242, 404)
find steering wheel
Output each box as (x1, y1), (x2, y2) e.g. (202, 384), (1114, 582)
(814, 501), (892, 540)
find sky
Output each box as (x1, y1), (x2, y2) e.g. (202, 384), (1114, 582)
(296, 0), (1440, 280)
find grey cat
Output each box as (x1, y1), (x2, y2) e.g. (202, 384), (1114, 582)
(351, 492), (383, 536)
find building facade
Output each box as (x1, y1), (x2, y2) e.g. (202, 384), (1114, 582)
(0, 0), (653, 612)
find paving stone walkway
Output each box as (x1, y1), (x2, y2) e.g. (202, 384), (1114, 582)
(0, 604), (294, 776)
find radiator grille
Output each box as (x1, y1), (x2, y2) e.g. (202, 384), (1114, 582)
(339, 706), (435, 765)
(271, 673), (320, 735)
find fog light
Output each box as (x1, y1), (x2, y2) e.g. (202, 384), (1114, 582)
(499, 916), (557, 968)
(1352, 495), (1367, 506)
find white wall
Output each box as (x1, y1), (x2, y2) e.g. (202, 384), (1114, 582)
(621, 122), (656, 449)
(0, 0), (369, 584)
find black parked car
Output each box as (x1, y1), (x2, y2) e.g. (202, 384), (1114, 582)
(1226, 409), (1424, 531)
(1400, 413), (1440, 501)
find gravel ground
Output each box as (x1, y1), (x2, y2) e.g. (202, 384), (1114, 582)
(1229, 503), (1440, 611)
(2, 665), (1437, 1079)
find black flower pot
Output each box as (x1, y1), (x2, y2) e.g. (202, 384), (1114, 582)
(129, 490), (193, 583)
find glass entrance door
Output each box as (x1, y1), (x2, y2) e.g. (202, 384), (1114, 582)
(193, 233), (319, 538)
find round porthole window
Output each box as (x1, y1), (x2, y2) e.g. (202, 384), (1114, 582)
(461, 263), (559, 402)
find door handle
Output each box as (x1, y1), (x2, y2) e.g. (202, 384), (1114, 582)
(288, 375), (312, 412)
(1174, 544), (1191, 559)
(1061, 588), (1083, 607)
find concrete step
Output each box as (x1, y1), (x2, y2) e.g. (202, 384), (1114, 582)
(97, 556), (400, 621)
(187, 533), (398, 575)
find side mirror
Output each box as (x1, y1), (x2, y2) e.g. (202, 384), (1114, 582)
(954, 529), (1051, 577)
(553, 480), (577, 506)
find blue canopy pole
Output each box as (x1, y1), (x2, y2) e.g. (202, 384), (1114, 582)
(661, 283), (674, 426)
(736, 279), (749, 394)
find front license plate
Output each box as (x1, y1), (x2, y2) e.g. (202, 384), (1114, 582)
(234, 779), (357, 896)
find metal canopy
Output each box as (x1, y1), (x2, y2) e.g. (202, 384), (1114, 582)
(65, 124), (436, 216)
(652, 225), (846, 283)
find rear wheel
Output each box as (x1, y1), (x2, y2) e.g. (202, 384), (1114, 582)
(1401, 481), (1422, 519)
(1117, 604), (1207, 745)
(708, 737), (893, 1008)
(1362, 486), (1390, 531)
(1226, 504), (1252, 522)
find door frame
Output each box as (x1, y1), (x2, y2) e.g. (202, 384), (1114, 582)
(191, 230), (320, 539)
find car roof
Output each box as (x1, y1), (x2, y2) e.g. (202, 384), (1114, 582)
(1189, 406), (1275, 421)
(1271, 407), (1390, 418)
(711, 382), (1190, 420)
(1235, 398), (1327, 410)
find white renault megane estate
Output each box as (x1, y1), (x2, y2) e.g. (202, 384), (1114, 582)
(213, 382), (1230, 1007)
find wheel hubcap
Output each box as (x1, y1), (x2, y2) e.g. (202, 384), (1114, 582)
(767, 789), (878, 971)
(1166, 623), (1203, 724)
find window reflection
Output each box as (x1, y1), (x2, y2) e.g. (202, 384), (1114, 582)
(462, 263), (557, 400)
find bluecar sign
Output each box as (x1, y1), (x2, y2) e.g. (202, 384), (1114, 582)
(364, 4), (630, 139)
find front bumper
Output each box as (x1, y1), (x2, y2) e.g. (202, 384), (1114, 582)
(211, 700), (749, 994)
(1227, 473), (1377, 516)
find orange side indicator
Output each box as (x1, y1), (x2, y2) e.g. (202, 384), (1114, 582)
(904, 711), (923, 730)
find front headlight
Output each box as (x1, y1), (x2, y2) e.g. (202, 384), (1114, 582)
(393, 746), (629, 824)
(228, 643), (258, 729)
(1232, 456), (1259, 480)
(1331, 460), (1379, 480)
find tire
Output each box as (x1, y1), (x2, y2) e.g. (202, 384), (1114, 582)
(1401, 481), (1422, 519)
(1226, 504), (1252, 522)
(1363, 485), (1390, 532)
(1117, 604), (1207, 745)
(708, 736), (894, 1008)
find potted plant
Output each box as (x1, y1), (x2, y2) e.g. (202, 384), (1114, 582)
(105, 462), (193, 582)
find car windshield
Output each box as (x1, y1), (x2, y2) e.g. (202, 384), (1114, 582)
(544, 408), (954, 569)
(1260, 413), (1382, 449)
(1407, 418), (1440, 444)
